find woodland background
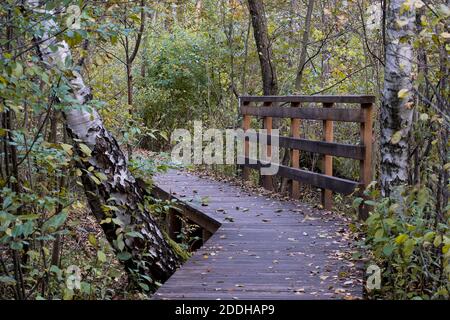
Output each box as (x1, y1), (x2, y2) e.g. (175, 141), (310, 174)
(0, 0), (448, 300)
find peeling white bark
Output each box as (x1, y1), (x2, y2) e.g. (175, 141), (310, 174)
(380, 0), (415, 195)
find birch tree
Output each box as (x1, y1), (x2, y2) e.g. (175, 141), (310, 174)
(380, 0), (416, 195)
(30, 2), (179, 288)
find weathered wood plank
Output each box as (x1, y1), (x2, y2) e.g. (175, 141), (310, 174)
(255, 134), (365, 160)
(241, 105), (365, 122)
(240, 95), (376, 104)
(322, 103), (334, 210)
(241, 158), (360, 194)
(290, 102), (301, 199)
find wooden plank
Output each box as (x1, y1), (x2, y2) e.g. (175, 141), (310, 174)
(243, 102), (251, 181)
(240, 95), (376, 104)
(322, 103), (334, 211)
(359, 103), (373, 219)
(241, 158), (360, 194)
(241, 105), (364, 122)
(152, 170), (362, 300)
(166, 208), (182, 241)
(262, 102), (273, 191)
(255, 134), (365, 160)
(291, 102), (300, 199)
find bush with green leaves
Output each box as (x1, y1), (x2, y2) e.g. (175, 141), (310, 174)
(359, 184), (450, 300)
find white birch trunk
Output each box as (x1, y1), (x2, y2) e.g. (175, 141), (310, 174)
(380, 0), (415, 195)
(30, 2), (179, 287)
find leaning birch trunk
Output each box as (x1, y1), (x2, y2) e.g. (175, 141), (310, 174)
(380, 0), (415, 196)
(31, 4), (179, 288)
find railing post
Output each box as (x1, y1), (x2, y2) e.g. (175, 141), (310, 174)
(322, 103), (334, 210)
(290, 102), (301, 199)
(359, 103), (373, 219)
(262, 101), (273, 191)
(242, 101), (251, 181)
(166, 208), (182, 242)
(202, 229), (213, 243)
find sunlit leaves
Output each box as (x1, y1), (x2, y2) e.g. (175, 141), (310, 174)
(390, 131), (403, 144)
(398, 88), (409, 99)
(79, 143), (92, 157)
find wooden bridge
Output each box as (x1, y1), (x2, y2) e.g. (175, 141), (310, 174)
(151, 95), (374, 300)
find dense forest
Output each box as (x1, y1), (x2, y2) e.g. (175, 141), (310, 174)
(0, 0), (448, 301)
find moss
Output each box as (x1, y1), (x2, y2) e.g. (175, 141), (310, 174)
(163, 231), (191, 262)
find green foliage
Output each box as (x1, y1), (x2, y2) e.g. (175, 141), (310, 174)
(136, 27), (227, 145)
(361, 184), (450, 300)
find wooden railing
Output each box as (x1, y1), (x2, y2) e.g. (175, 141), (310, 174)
(239, 95), (374, 219)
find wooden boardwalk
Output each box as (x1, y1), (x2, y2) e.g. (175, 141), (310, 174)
(152, 170), (362, 300)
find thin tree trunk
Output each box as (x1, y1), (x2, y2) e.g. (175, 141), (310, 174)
(247, 0), (278, 95)
(294, 0), (314, 92)
(31, 4), (180, 288)
(195, 0), (203, 26)
(240, 16), (252, 95)
(380, 0), (415, 195)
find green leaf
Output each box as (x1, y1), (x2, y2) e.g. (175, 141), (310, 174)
(97, 250), (107, 263)
(88, 234), (97, 247)
(364, 200), (377, 207)
(383, 244), (395, 256)
(42, 212), (68, 232)
(391, 131), (402, 144)
(374, 229), (384, 240)
(61, 143), (73, 156)
(10, 241), (23, 250)
(117, 251), (132, 261)
(352, 197), (363, 208)
(434, 235), (442, 247)
(63, 288), (74, 300)
(138, 282), (149, 291)
(403, 238), (416, 258)
(90, 175), (101, 185)
(79, 143), (92, 157)
(395, 233), (409, 245)
(423, 231), (435, 242)
(94, 172), (108, 182)
(13, 62), (23, 78)
(126, 231), (144, 239)
(18, 214), (40, 221)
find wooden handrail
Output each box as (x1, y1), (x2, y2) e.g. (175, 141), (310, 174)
(240, 95), (374, 219)
(251, 134), (365, 160)
(240, 95), (376, 104)
(240, 105), (366, 122)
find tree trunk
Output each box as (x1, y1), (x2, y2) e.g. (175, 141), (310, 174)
(32, 4), (179, 288)
(294, 0), (314, 92)
(127, 63), (133, 106)
(195, 0), (203, 26)
(247, 0), (278, 95)
(380, 0), (415, 196)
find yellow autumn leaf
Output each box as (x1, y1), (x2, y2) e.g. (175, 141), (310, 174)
(60, 143), (73, 156)
(391, 131), (402, 144)
(79, 143), (92, 157)
(395, 233), (409, 245)
(398, 89), (409, 99)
